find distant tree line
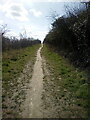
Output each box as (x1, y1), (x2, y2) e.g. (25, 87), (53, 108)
(44, 2), (90, 69)
(0, 25), (41, 51)
(2, 36), (41, 51)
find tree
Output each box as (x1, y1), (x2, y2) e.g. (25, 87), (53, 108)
(0, 24), (9, 36)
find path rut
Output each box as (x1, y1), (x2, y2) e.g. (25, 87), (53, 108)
(22, 45), (44, 118)
(29, 45), (44, 118)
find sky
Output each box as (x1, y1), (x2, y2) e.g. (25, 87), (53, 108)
(0, 0), (88, 42)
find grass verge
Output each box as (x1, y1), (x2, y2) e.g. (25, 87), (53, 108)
(3, 44), (40, 88)
(2, 44), (40, 118)
(41, 44), (88, 118)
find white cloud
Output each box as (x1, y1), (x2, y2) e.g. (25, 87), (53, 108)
(32, 31), (48, 41)
(5, 31), (18, 37)
(0, 20), (4, 25)
(0, 2), (29, 21)
(29, 30), (48, 41)
(29, 9), (42, 17)
(48, 0), (89, 1)
(19, 25), (48, 42)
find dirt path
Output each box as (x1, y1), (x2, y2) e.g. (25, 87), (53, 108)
(22, 44), (44, 118)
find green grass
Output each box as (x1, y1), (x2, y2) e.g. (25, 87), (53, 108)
(42, 44), (88, 113)
(2, 44), (40, 117)
(2, 44), (40, 90)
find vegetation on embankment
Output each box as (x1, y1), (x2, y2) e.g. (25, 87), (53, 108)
(44, 2), (90, 71)
(2, 44), (40, 118)
(41, 45), (88, 118)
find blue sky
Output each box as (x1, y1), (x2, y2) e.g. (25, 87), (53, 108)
(0, 0), (87, 42)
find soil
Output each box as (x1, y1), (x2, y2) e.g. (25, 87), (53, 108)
(21, 44), (44, 118)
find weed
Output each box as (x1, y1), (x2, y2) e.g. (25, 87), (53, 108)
(2, 44), (40, 117)
(41, 44), (88, 118)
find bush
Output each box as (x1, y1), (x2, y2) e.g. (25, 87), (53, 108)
(44, 2), (90, 69)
